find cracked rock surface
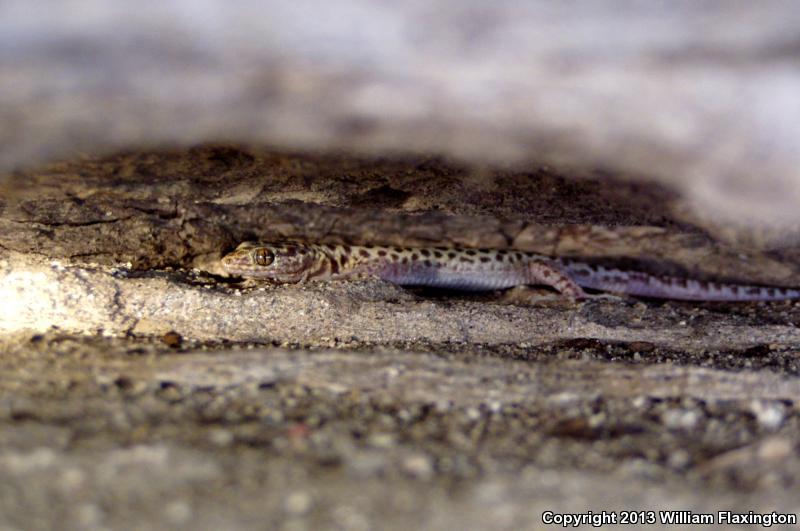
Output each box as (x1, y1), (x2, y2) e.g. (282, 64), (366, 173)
(4, 1), (800, 244)
(2, 148), (800, 529)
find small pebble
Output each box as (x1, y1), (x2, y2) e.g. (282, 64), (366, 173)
(284, 491), (312, 516)
(661, 408), (699, 430)
(750, 400), (785, 430)
(161, 331), (183, 348)
(164, 501), (192, 525)
(401, 454), (433, 480)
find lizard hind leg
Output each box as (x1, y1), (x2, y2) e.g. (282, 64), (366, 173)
(498, 261), (587, 307)
(525, 261), (587, 301)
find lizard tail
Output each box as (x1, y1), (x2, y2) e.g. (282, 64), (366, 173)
(558, 260), (800, 301)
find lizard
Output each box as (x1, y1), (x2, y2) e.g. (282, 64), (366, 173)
(220, 241), (800, 302)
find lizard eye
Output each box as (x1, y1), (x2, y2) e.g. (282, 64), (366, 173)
(253, 248), (274, 266)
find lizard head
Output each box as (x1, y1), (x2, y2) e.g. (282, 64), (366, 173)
(221, 242), (320, 283)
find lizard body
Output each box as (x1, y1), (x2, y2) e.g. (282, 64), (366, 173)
(221, 242), (800, 301)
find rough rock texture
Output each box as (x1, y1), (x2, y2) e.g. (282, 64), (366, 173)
(2, 335), (800, 530)
(3, 149), (800, 530)
(3, 1), (800, 243)
(6, 250), (800, 352)
(3, 147), (800, 284)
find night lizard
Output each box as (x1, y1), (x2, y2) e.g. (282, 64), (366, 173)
(220, 241), (800, 301)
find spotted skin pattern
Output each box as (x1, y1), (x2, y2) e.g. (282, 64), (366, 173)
(221, 242), (800, 301)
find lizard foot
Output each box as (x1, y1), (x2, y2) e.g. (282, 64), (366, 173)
(497, 286), (581, 308)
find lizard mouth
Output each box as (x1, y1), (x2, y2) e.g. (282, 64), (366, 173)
(220, 252), (258, 276)
(220, 251), (247, 269)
